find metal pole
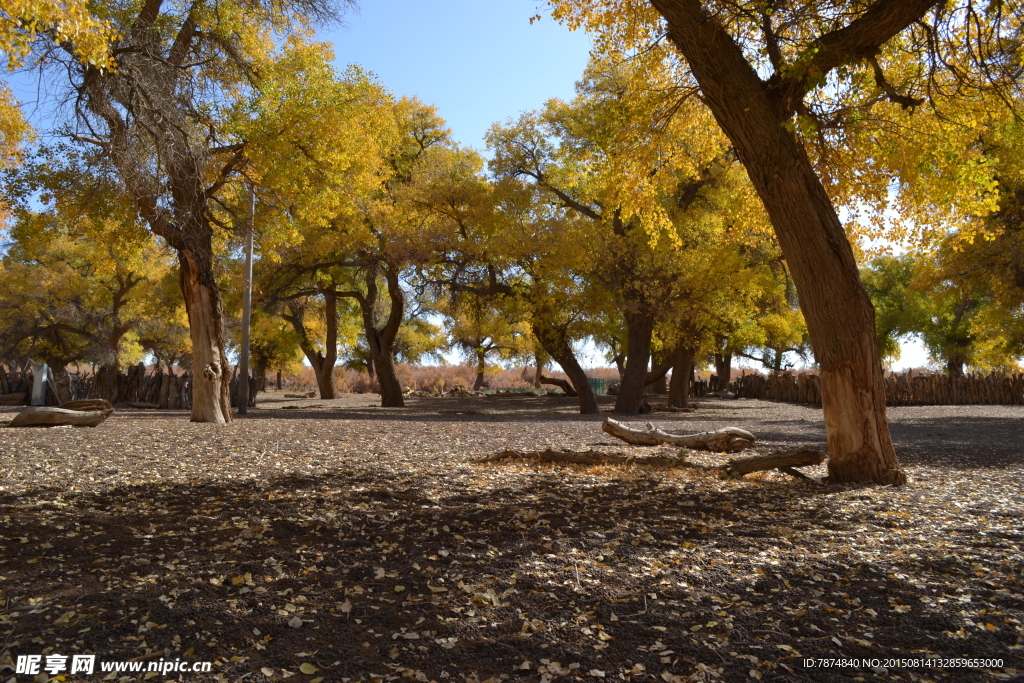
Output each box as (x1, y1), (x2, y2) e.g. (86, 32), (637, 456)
(238, 184), (255, 414)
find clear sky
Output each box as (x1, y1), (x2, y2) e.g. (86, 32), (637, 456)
(322, 0), (593, 151)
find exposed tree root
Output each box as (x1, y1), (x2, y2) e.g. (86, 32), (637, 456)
(720, 447), (825, 478)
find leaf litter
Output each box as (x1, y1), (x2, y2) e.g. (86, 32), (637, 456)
(0, 395), (1021, 682)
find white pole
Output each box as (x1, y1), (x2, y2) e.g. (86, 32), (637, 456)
(238, 185), (255, 415)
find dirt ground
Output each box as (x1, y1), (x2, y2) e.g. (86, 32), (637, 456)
(0, 394), (1021, 683)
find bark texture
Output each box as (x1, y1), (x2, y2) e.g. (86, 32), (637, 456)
(180, 249), (232, 422)
(647, 0), (926, 483)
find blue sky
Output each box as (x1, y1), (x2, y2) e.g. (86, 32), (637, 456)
(322, 0), (593, 151)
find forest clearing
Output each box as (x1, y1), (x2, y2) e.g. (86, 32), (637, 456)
(1, 395), (1021, 682)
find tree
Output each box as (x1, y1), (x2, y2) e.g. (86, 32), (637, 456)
(442, 293), (531, 390)
(1, 149), (175, 382)
(547, 0), (1021, 482)
(246, 56), (448, 407)
(414, 147), (606, 414)
(31, 0), (350, 422)
(488, 62), (773, 414)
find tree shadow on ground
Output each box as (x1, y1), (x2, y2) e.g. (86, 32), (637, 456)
(2, 461), (1019, 683)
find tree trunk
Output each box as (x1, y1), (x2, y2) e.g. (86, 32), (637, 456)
(371, 345), (404, 406)
(668, 347), (695, 409)
(9, 406), (114, 428)
(714, 352), (732, 392)
(254, 358), (268, 393)
(474, 352), (486, 391)
(613, 353), (626, 378)
(314, 364), (337, 400)
(179, 248), (233, 423)
(317, 290), (339, 399)
(614, 313), (654, 414)
(533, 350), (545, 389)
(946, 353), (967, 379)
(533, 319), (599, 415)
(276, 370), (282, 391)
(359, 265), (405, 408)
(284, 303), (336, 400)
(649, 0), (907, 484)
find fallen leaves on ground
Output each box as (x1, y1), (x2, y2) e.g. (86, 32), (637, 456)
(0, 395), (1020, 682)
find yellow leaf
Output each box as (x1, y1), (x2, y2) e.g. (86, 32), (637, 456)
(299, 663), (318, 674)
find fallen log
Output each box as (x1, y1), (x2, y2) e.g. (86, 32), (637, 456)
(720, 447), (825, 478)
(60, 398), (114, 412)
(602, 417), (755, 452)
(128, 401), (160, 409)
(0, 392), (27, 406)
(283, 392), (317, 399)
(8, 406), (114, 428)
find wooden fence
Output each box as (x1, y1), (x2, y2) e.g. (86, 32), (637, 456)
(730, 370), (1024, 406)
(1, 362), (261, 409)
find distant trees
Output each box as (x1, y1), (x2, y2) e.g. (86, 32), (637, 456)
(0, 154), (177, 373)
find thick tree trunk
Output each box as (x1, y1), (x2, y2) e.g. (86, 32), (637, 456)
(668, 347), (695, 409)
(179, 249), (232, 423)
(650, 0), (907, 484)
(614, 313), (654, 415)
(275, 370), (282, 391)
(254, 358), (268, 393)
(946, 354), (966, 378)
(314, 365), (337, 400)
(317, 291), (339, 399)
(371, 345), (403, 406)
